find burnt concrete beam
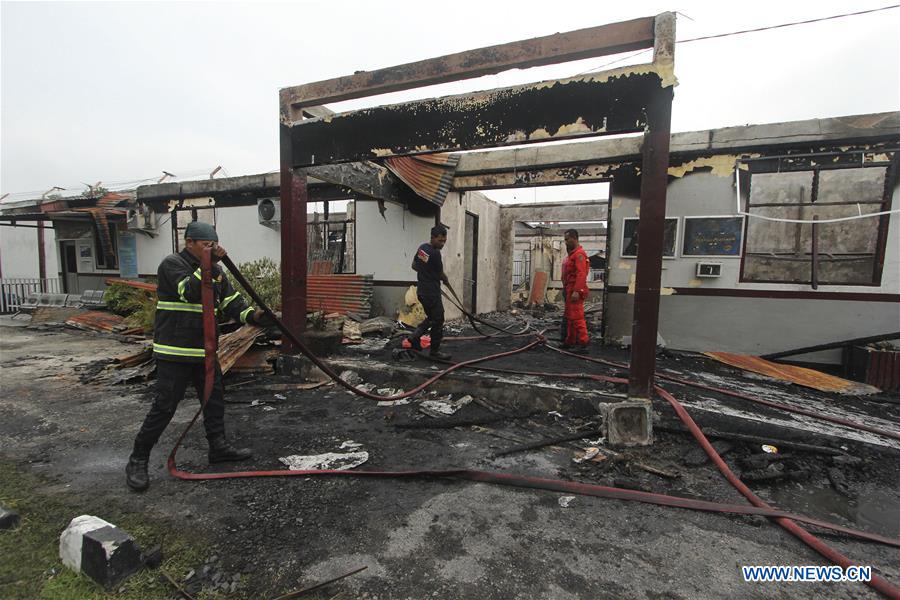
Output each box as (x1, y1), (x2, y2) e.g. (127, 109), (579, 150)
(289, 72), (661, 167)
(455, 112), (900, 175)
(59, 515), (143, 588)
(279, 16), (656, 115)
(136, 173), (282, 202)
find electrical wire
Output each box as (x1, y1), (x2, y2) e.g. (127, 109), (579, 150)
(578, 4), (900, 75)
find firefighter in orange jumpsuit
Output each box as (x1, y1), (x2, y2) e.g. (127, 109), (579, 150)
(561, 228), (589, 351)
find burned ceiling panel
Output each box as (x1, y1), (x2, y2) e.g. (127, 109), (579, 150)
(289, 72), (662, 167)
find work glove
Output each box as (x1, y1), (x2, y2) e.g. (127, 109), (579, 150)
(250, 309), (277, 327)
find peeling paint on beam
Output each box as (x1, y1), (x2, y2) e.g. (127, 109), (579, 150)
(279, 16), (656, 112)
(290, 71), (662, 167)
(453, 163), (614, 190)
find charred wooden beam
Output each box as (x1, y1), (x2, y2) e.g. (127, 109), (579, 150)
(290, 71), (661, 167)
(279, 16), (656, 116)
(453, 163), (614, 190)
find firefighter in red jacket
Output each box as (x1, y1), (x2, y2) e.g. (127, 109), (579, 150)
(561, 228), (590, 352)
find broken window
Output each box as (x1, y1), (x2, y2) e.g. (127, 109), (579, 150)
(307, 201), (355, 274)
(93, 222), (119, 270)
(741, 161), (891, 286)
(172, 205), (216, 253)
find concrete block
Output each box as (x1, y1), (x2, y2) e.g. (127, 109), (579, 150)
(603, 401), (653, 447)
(60, 515), (143, 587)
(0, 506), (20, 530)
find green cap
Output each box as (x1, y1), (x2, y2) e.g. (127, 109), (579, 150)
(184, 221), (218, 242)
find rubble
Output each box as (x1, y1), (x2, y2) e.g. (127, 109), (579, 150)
(279, 451), (370, 471)
(419, 394), (473, 417)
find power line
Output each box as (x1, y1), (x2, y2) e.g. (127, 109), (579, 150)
(579, 3), (900, 75)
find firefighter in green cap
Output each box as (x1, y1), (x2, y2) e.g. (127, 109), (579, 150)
(125, 220), (270, 491)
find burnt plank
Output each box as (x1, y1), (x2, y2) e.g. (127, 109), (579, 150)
(280, 16), (655, 112)
(290, 72), (660, 167)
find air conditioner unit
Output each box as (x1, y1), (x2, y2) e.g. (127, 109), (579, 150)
(696, 261), (722, 278)
(258, 198), (281, 226)
(127, 204), (158, 231)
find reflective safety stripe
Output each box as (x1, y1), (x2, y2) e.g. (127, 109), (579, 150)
(156, 301), (203, 313)
(193, 268), (202, 280)
(239, 307), (254, 324)
(152, 343), (206, 357)
(220, 291), (241, 311)
(177, 276), (191, 303)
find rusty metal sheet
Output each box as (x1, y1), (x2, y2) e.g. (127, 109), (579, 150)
(704, 352), (881, 395)
(383, 153), (460, 206)
(66, 310), (144, 336)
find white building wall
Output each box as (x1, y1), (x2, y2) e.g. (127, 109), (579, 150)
(441, 192), (502, 318)
(135, 217), (174, 277)
(355, 199), (433, 316)
(214, 204), (281, 265)
(0, 222), (59, 279)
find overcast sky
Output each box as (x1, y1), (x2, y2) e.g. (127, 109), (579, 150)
(1, 0), (898, 203)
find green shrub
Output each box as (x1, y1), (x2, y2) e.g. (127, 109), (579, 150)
(105, 283), (156, 331)
(227, 257), (281, 311)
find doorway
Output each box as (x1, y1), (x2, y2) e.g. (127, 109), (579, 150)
(60, 241), (78, 293)
(463, 211), (478, 313)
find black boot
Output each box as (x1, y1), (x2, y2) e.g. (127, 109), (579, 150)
(208, 434), (252, 464)
(125, 451), (150, 492)
(429, 350), (452, 360)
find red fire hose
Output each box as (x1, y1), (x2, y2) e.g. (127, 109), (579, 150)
(164, 249), (900, 598)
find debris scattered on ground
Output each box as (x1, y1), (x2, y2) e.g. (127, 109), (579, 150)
(558, 496), (575, 508)
(340, 440), (363, 450)
(262, 381), (329, 391)
(682, 440), (733, 467)
(573, 447), (603, 463)
(419, 394), (473, 417)
(66, 311), (144, 336)
(279, 451), (370, 471)
(217, 325), (265, 374)
(339, 370), (362, 386)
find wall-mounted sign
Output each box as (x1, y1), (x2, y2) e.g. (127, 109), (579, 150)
(682, 216), (744, 256)
(621, 217), (678, 258)
(117, 231), (139, 278)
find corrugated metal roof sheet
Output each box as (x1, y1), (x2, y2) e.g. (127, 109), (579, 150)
(704, 352), (880, 395)
(308, 274), (373, 317)
(383, 153), (460, 206)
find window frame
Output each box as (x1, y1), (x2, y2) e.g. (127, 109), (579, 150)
(737, 151), (896, 287)
(620, 216), (679, 259)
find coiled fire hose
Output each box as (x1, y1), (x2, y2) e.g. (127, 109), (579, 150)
(163, 248), (900, 598)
